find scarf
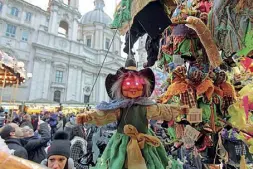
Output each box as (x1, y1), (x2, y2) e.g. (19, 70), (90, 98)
(96, 97), (156, 111)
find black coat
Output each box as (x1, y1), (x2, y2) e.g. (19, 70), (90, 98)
(24, 122), (50, 163)
(5, 138), (28, 159)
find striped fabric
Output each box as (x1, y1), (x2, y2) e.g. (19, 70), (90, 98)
(180, 88), (197, 108)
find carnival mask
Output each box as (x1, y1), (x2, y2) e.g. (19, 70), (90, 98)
(122, 76), (144, 99)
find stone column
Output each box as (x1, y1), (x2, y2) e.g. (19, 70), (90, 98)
(1, 3), (8, 18)
(98, 75), (105, 103)
(20, 10), (26, 25)
(66, 68), (73, 100)
(75, 68), (82, 101)
(103, 74), (110, 102)
(102, 73), (107, 101)
(94, 25), (103, 49)
(81, 71), (85, 103)
(29, 60), (40, 100)
(71, 18), (78, 41)
(94, 27), (100, 49)
(93, 74), (99, 104)
(42, 61), (51, 99)
(37, 60), (46, 99)
(48, 5), (59, 35)
(91, 74), (95, 103)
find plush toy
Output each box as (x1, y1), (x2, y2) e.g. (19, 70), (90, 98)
(186, 16), (223, 68)
(213, 70), (236, 116)
(77, 58), (188, 169)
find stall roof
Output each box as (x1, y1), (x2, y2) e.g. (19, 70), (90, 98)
(62, 100), (84, 105)
(26, 98), (59, 105)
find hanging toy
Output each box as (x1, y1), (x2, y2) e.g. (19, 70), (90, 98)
(186, 16), (223, 68)
(77, 56), (189, 169)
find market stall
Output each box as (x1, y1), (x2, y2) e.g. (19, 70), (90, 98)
(0, 50), (26, 95)
(0, 49), (26, 122)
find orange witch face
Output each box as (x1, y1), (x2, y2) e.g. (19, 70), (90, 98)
(121, 76), (144, 99)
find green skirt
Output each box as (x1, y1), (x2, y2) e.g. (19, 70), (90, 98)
(94, 129), (168, 169)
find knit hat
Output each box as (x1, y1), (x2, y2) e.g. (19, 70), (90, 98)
(47, 131), (70, 159)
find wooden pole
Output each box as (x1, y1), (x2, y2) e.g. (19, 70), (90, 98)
(0, 69), (7, 105)
(13, 79), (19, 105)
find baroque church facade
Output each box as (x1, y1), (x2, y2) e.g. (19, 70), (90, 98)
(0, 0), (125, 105)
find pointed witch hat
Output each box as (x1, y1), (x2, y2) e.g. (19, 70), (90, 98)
(105, 54), (155, 99)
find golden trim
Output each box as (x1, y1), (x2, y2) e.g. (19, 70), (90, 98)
(126, 66), (137, 71)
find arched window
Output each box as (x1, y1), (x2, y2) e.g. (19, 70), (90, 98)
(11, 7), (19, 17)
(6, 24), (16, 37)
(58, 21), (68, 38)
(86, 35), (92, 47)
(53, 90), (61, 103)
(105, 38), (110, 50)
(0, 2), (3, 12)
(25, 12), (32, 22)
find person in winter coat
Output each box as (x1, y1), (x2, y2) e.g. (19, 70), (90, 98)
(41, 131), (76, 169)
(0, 123), (28, 159)
(69, 125), (88, 169)
(64, 116), (76, 136)
(20, 114), (34, 130)
(21, 119), (51, 163)
(62, 114), (67, 129)
(31, 115), (39, 132)
(91, 125), (114, 164)
(56, 115), (64, 132)
(49, 114), (58, 138)
(83, 124), (98, 166)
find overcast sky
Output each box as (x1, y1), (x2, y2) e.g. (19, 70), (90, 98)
(25, 0), (117, 17)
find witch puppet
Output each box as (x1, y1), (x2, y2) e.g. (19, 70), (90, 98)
(77, 58), (189, 169)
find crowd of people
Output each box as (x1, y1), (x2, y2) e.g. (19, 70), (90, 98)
(0, 111), (117, 169)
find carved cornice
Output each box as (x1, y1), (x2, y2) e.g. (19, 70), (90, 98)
(34, 57), (52, 64)
(8, 0), (49, 15)
(51, 82), (66, 89)
(83, 70), (94, 76)
(0, 17), (36, 31)
(53, 61), (67, 69)
(69, 64), (82, 70)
